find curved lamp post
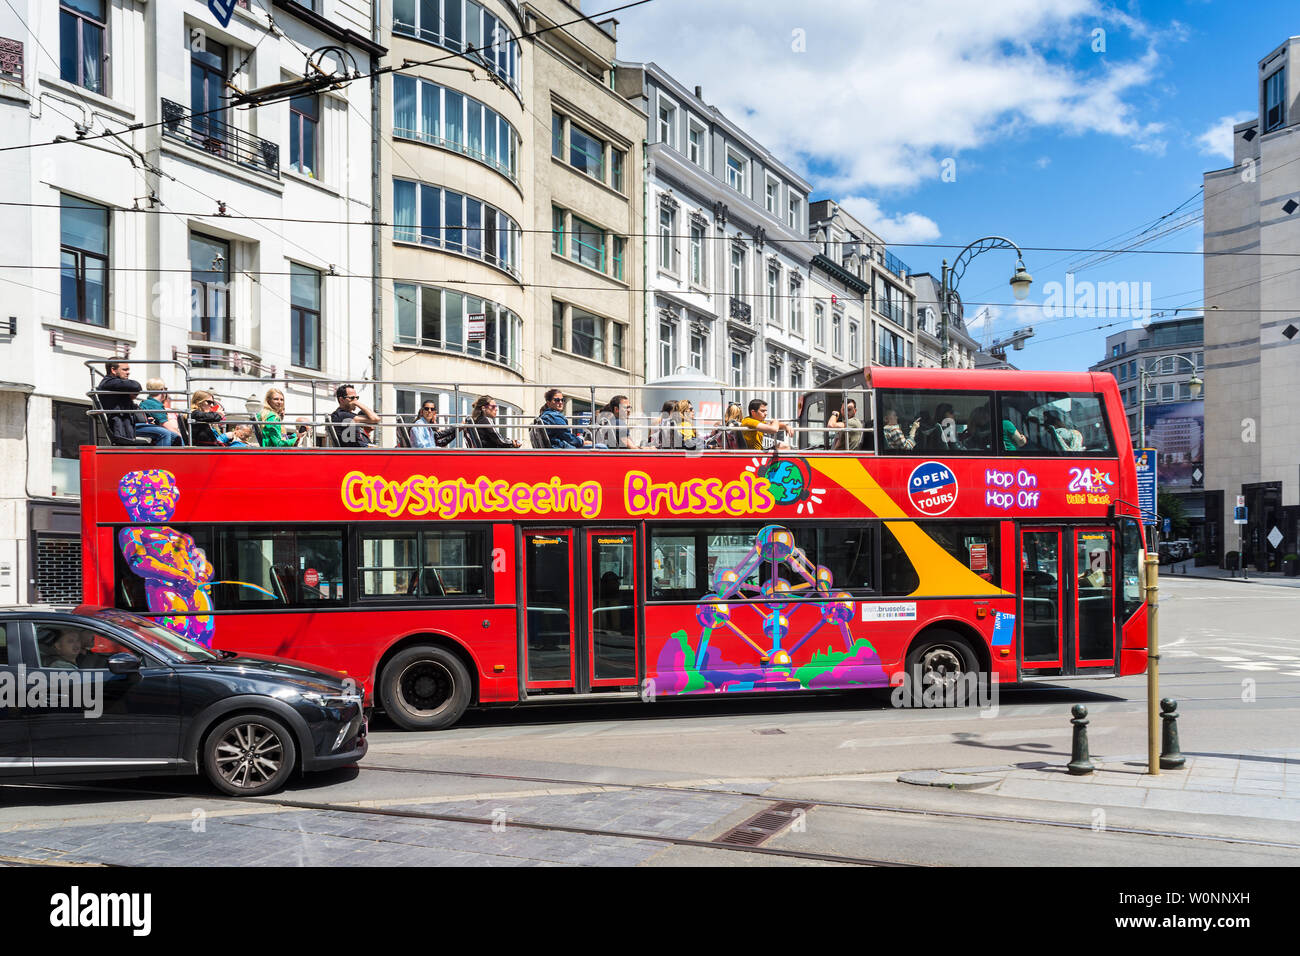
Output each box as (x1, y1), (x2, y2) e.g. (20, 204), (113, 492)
(1138, 354), (1202, 450)
(940, 236), (1032, 368)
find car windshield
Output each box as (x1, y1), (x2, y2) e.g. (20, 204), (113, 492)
(89, 608), (221, 662)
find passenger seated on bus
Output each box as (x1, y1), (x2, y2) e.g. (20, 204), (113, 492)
(962, 405), (992, 451)
(1001, 413), (1028, 451)
(218, 423), (256, 447)
(471, 395), (522, 448)
(188, 390), (225, 446)
(827, 399), (865, 450)
(936, 403), (959, 446)
(705, 402), (744, 449)
(675, 400), (703, 450)
(538, 388), (587, 448)
(329, 384), (381, 448)
(410, 399), (457, 449)
(594, 395), (634, 449)
(141, 378), (186, 445)
(645, 401), (678, 448)
(1044, 409), (1083, 451)
(881, 408), (920, 450)
(741, 399), (793, 451)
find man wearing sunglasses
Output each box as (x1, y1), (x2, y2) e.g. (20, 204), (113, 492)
(537, 388), (587, 448)
(329, 384), (381, 447)
(409, 400), (457, 449)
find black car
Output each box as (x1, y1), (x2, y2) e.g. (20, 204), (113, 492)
(0, 606), (367, 797)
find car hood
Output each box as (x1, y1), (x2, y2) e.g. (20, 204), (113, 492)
(182, 653), (353, 690)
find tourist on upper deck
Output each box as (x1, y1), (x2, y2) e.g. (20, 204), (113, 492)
(645, 401), (679, 448)
(741, 399), (793, 451)
(218, 423), (256, 447)
(881, 408), (920, 450)
(676, 400), (703, 450)
(259, 387), (307, 448)
(706, 402), (744, 450)
(329, 384), (381, 448)
(594, 395), (634, 449)
(188, 390), (225, 447)
(827, 399), (864, 451)
(538, 388), (587, 448)
(409, 398), (457, 449)
(471, 395), (521, 448)
(98, 361), (180, 447)
(140, 378), (185, 445)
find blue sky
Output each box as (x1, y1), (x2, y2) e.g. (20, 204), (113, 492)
(612, 0), (1287, 370)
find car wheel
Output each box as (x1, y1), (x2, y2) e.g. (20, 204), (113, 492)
(203, 714), (297, 797)
(904, 633), (980, 707)
(381, 645), (471, 731)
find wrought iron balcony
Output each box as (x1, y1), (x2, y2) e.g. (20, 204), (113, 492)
(161, 99), (280, 177)
(729, 296), (753, 324)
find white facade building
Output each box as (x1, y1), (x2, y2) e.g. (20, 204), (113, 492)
(0, 0), (382, 603)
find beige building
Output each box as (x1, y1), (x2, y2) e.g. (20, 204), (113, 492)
(1202, 36), (1300, 571)
(380, 0), (643, 434)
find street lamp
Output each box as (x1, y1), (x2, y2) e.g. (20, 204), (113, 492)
(940, 237), (1031, 368)
(1136, 354), (1202, 450)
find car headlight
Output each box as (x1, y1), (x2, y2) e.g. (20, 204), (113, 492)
(301, 690), (363, 708)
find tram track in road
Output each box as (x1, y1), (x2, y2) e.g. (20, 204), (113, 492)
(354, 763), (1300, 853)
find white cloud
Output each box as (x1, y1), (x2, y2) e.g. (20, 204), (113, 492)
(617, 0), (1173, 192)
(838, 196), (940, 244)
(1196, 112), (1255, 161)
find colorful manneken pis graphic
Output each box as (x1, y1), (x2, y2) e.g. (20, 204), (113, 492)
(117, 469), (215, 646)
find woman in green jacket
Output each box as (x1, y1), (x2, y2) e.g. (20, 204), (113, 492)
(258, 387), (302, 447)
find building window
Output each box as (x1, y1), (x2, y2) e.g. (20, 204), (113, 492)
(689, 222), (704, 285)
(832, 312), (843, 357)
(59, 194), (109, 327)
(689, 328), (707, 372)
(765, 176), (779, 215)
(659, 318), (677, 375)
(289, 94), (319, 178)
(190, 36), (230, 153)
(59, 0), (105, 94)
(571, 215), (605, 272)
(392, 0), (520, 92)
(730, 348), (745, 388)
(849, 320), (860, 364)
(611, 322), (625, 368)
(393, 178), (520, 277)
(571, 309), (603, 361)
(726, 148), (747, 193)
(687, 120), (705, 165)
(290, 263), (321, 370)
(552, 300), (564, 350)
(814, 303), (825, 349)
(657, 95), (677, 147)
(788, 195), (799, 230)
(395, 75), (518, 181)
(1265, 66), (1287, 133)
(789, 278), (802, 335)
(659, 205), (676, 273)
(730, 245), (745, 296)
(569, 123), (605, 180)
(190, 232), (231, 361)
(552, 205), (565, 255)
(611, 148), (625, 192)
(395, 282), (521, 370)
(766, 264), (780, 324)
(613, 236), (626, 281)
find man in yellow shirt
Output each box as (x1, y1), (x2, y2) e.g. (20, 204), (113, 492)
(740, 399), (793, 451)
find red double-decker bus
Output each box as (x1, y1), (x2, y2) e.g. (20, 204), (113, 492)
(80, 368), (1148, 729)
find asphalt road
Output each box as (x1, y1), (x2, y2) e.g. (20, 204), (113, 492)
(2, 576), (1296, 867)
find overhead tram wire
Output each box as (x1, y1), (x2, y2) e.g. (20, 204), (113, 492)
(0, 0), (658, 155)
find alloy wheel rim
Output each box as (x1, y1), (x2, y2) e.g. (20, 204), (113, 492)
(215, 723), (284, 789)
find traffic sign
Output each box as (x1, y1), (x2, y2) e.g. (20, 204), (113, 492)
(1233, 506), (1247, 525)
(1134, 448), (1158, 525)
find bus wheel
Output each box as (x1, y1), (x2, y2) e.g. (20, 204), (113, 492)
(381, 646), (471, 731)
(904, 634), (979, 707)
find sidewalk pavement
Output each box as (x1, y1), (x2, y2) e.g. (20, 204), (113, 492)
(1162, 560), (1300, 587)
(898, 752), (1300, 823)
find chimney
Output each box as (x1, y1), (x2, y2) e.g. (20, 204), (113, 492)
(694, 85), (702, 99)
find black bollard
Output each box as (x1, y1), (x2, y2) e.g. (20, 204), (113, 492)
(1067, 703), (1095, 775)
(1159, 698), (1186, 769)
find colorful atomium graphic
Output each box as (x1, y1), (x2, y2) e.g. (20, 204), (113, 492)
(694, 524), (855, 678)
(745, 455), (826, 514)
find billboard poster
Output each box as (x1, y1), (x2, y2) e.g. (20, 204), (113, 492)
(1143, 400), (1204, 491)
(1134, 448), (1157, 525)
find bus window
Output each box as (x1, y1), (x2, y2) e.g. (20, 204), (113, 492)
(359, 528), (488, 599)
(875, 390), (993, 455)
(882, 521), (999, 593)
(1120, 517), (1144, 619)
(215, 527), (347, 607)
(880, 524), (920, 595)
(996, 392), (1114, 456)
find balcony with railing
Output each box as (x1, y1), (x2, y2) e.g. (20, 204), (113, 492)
(161, 99), (280, 178)
(882, 249), (911, 281)
(729, 296), (753, 324)
(874, 297), (914, 331)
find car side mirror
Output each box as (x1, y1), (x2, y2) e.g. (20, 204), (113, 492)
(107, 652), (142, 675)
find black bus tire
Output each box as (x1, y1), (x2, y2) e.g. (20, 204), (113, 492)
(903, 632), (979, 707)
(381, 645), (472, 731)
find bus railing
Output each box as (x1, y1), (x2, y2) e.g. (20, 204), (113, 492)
(81, 362), (875, 453)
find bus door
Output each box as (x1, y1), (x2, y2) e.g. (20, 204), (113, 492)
(521, 528), (641, 694)
(1018, 526), (1117, 674)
